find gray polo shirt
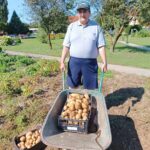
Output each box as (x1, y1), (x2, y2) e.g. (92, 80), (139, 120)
(63, 20), (106, 58)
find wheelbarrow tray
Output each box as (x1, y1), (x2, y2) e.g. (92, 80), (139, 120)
(41, 89), (112, 150)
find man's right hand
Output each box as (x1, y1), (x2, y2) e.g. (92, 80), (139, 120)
(60, 62), (65, 72)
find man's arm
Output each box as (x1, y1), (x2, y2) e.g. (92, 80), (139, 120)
(99, 46), (107, 72)
(60, 46), (70, 71)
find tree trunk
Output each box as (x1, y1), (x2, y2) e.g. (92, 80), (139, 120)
(110, 25), (124, 52)
(48, 33), (52, 50)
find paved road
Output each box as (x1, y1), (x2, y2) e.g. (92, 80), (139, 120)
(5, 50), (150, 77)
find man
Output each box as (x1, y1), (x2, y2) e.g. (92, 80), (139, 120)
(60, 1), (107, 89)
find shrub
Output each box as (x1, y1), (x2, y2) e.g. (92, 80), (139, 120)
(0, 36), (14, 46)
(133, 29), (150, 37)
(13, 37), (21, 44)
(37, 28), (48, 43)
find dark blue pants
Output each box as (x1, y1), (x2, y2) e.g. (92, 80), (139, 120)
(67, 57), (98, 89)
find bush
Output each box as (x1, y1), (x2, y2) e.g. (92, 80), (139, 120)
(0, 36), (14, 46)
(13, 37), (21, 44)
(37, 28), (48, 43)
(0, 47), (2, 52)
(133, 29), (150, 37)
(0, 36), (22, 46)
(55, 33), (65, 39)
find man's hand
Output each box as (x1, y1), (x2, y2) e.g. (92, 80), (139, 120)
(101, 63), (107, 72)
(60, 62), (65, 72)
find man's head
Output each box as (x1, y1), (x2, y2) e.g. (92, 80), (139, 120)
(77, 1), (90, 25)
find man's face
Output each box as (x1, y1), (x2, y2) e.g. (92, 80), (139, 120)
(77, 9), (90, 23)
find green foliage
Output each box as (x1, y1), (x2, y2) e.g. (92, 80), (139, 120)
(16, 56), (36, 66)
(0, 36), (14, 46)
(132, 29), (150, 37)
(0, 73), (22, 95)
(98, 0), (150, 52)
(15, 114), (29, 127)
(7, 10), (29, 34)
(0, 36), (22, 46)
(0, 0), (8, 32)
(25, 0), (68, 48)
(0, 47), (2, 52)
(37, 28), (48, 43)
(125, 25), (142, 35)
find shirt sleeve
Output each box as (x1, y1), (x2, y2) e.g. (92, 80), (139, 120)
(63, 24), (72, 48)
(97, 26), (106, 48)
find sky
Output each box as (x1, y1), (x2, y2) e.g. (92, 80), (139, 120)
(8, 0), (31, 23)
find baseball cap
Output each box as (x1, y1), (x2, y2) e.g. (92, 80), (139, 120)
(77, 1), (90, 11)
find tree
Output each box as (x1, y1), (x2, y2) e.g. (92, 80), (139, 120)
(7, 11), (29, 34)
(0, 0), (8, 32)
(24, 0), (69, 49)
(98, 0), (150, 52)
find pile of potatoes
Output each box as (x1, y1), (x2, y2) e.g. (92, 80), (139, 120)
(61, 93), (91, 124)
(17, 129), (41, 150)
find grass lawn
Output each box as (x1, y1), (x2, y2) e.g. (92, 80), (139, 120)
(2, 37), (150, 69)
(121, 36), (150, 47)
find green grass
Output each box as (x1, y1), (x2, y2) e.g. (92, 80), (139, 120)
(2, 38), (63, 56)
(121, 36), (150, 47)
(2, 37), (150, 69)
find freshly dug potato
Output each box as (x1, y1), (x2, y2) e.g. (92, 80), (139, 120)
(76, 114), (82, 120)
(17, 129), (41, 149)
(78, 109), (83, 114)
(75, 102), (82, 110)
(83, 109), (88, 113)
(82, 103), (88, 109)
(82, 112), (88, 118)
(20, 136), (26, 142)
(84, 93), (89, 99)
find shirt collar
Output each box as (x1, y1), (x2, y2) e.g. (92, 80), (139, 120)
(77, 19), (91, 27)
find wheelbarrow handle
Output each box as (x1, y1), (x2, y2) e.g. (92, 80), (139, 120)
(62, 71), (104, 92)
(62, 71), (66, 90)
(98, 71), (104, 93)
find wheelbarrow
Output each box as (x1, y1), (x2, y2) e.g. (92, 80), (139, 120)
(41, 72), (112, 150)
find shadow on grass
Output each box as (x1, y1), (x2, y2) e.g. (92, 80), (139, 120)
(115, 45), (150, 53)
(108, 115), (143, 150)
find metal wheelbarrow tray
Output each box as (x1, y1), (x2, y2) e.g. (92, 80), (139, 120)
(41, 88), (112, 150)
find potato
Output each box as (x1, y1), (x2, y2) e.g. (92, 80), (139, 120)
(69, 104), (75, 111)
(83, 109), (88, 113)
(78, 109), (83, 114)
(70, 93), (80, 98)
(82, 112), (88, 118)
(61, 111), (67, 118)
(83, 98), (89, 104)
(82, 103), (88, 109)
(64, 116), (69, 119)
(80, 95), (84, 99)
(75, 102), (81, 110)
(20, 136), (26, 142)
(35, 136), (41, 144)
(83, 116), (88, 120)
(84, 93), (89, 99)
(17, 143), (21, 148)
(26, 135), (32, 140)
(76, 114), (82, 120)
(26, 131), (32, 138)
(69, 111), (76, 118)
(28, 139), (33, 144)
(63, 105), (68, 111)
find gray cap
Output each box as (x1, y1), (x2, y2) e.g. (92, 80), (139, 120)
(77, 1), (90, 11)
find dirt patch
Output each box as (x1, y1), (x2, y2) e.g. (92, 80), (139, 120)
(103, 72), (150, 150)
(1, 71), (150, 150)
(44, 72), (150, 150)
